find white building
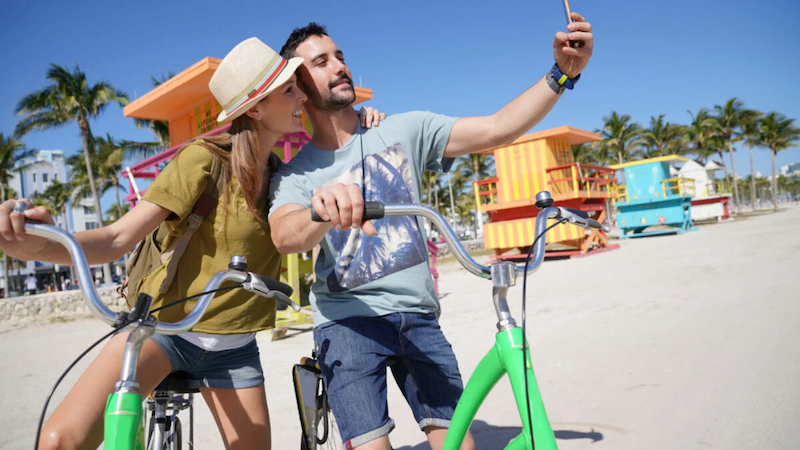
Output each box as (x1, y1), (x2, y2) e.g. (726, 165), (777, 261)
(676, 159), (725, 198)
(4, 150), (74, 293)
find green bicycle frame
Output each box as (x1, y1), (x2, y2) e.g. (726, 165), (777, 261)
(104, 392), (145, 450)
(443, 326), (557, 450)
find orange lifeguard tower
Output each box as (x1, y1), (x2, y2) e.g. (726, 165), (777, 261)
(123, 56), (373, 335)
(473, 126), (619, 259)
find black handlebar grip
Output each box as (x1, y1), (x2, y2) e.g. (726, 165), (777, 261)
(310, 201), (385, 222)
(563, 207), (589, 219)
(586, 219), (603, 230)
(363, 202), (385, 220)
(251, 273), (294, 297)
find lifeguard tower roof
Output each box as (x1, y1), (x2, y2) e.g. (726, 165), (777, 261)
(610, 155), (689, 170)
(123, 56), (373, 148)
(477, 126), (601, 155)
(125, 57), (374, 121)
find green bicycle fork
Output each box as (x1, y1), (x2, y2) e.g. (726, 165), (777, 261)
(104, 392), (145, 450)
(443, 262), (557, 450)
(443, 327), (556, 450)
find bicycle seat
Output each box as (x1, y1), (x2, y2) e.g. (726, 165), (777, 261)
(154, 371), (200, 394)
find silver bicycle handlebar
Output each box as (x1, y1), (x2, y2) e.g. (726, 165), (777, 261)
(23, 223), (298, 333)
(383, 192), (609, 279)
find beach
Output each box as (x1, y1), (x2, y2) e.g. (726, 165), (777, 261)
(1, 205), (798, 449)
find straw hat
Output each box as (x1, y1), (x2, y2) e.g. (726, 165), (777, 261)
(210, 37), (304, 123)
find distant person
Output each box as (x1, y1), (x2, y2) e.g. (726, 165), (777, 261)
(24, 274), (37, 295)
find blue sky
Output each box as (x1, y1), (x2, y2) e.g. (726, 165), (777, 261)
(2, 0), (799, 209)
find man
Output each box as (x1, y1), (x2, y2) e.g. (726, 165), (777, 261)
(24, 273), (38, 295)
(270, 16), (593, 450)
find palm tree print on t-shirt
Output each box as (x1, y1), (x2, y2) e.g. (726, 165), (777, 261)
(318, 144), (426, 292)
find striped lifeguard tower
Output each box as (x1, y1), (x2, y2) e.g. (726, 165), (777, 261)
(473, 126), (619, 259)
(122, 57), (374, 338)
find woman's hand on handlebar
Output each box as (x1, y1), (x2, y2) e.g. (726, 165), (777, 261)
(0, 199), (54, 258)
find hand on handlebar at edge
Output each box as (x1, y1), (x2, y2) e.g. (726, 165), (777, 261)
(0, 198), (55, 258)
(311, 183), (376, 236)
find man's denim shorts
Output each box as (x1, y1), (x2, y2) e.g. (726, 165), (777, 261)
(313, 312), (465, 448)
(151, 334), (265, 389)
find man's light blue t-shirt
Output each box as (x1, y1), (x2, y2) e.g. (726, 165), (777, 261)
(268, 111), (457, 325)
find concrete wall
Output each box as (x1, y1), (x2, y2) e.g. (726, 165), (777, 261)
(0, 286), (126, 328)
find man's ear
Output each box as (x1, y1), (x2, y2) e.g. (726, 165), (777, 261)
(296, 66), (314, 92)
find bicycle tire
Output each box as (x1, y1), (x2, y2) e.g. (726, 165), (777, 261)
(314, 379), (343, 450)
(167, 417), (182, 450)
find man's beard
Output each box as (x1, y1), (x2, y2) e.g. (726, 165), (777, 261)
(309, 74), (356, 111)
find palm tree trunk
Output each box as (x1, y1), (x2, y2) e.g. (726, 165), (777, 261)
(728, 141), (741, 215)
(771, 150), (779, 212)
(2, 255), (9, 297)
(79, 122), (113, 284)
(0, 183), (6, 202)
(472, 157), (482, 239)
(114, 184), (129, 269)
(748, 144), (757, 210)
(717, 151), (729, 183)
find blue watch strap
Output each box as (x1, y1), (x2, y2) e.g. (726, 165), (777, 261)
(551, 64), (580, 90)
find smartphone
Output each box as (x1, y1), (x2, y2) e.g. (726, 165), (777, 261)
(562, 0), (584, 48)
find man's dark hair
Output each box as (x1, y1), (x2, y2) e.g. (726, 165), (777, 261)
(280, 22), (328, 59)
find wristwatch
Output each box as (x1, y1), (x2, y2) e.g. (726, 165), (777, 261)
(546, 63), (580, 94)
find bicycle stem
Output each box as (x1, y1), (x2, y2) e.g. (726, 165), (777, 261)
(116, 321), (157, 393)
(383, 202), (565, 327)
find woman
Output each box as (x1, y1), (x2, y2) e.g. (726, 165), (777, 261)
(0, 37), (383, 449)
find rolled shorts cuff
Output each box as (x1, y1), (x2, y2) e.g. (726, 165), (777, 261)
(346, 419), (395, 449)
(418, 418), (451, 431)
(200, 374), (265, 390)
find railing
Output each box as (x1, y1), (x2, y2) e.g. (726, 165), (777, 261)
(662, 177), (695, 198)
(120, 127), (310, 207)
(472, 177), (498, 211)
(545, 163), (617, 198)
(715, 180), (733, 194)
(616, 185), (628, 204)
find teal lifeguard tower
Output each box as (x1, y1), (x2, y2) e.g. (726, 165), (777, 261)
(610, 155), (697, 239)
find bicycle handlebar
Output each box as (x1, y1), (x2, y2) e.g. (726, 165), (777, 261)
(23, 223), (299, 332)
(309, 191), (610, 279)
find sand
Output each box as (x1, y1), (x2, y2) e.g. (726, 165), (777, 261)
(1, 205), (798, 449)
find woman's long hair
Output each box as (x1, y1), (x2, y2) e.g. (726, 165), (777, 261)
(180, 115), (280, 226)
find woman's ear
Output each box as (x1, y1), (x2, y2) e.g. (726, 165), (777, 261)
(243, 105), (261, 121)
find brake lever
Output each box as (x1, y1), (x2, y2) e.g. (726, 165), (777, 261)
(242, 273), (302, 312)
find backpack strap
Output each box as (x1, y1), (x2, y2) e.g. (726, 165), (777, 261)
(158, 154), (224, 293)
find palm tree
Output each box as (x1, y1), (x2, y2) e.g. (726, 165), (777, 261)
(0, 134), (36, 202)
(571, 142), (613, 165)
(708, 98), (759, 214)
(0, 134), (37, 296)
(640, 115), (684, 158)
(15, 64), (128, 284)
(739, 111), (764, 209)
(457, 154), (494, 236)
(598, 112), (642, 165)
(759, 112), (800, 211)
(684, 109), (718, 165)
(38, 179), (71, 230)
(105, 203), (130, 224)
(95, 135), (127, 222)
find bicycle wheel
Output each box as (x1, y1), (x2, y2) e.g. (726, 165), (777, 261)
(313, 377), (343, 450)
(166, 417), (182, 450)
(293, 361), (343, 450)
